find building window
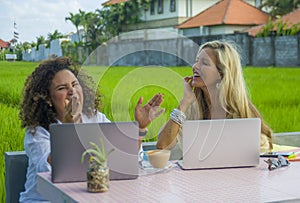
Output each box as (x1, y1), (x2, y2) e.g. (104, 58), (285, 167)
(158, 0), (163, 14)
(170, 0), (176, 12)
(150, 0), (155, 15)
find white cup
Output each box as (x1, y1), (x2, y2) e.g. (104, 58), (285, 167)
(140, 149), (171, 168)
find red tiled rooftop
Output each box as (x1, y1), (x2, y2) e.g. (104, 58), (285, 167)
(102, 0), (129, 6)
(177, 0), (270, 29)
(280, 8), (300, 25)
(245, 8), (300, 36)
(0, 39), (10, 49)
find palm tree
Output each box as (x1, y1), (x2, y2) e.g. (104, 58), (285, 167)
(31, 41), (37, 50)
(65, 12), (82, 42)
(36, 35), (46, 50)
(18, 41), (32, 51)
(85, 10), (107, 50)
(47, 30), (64, 48)
(79, 10), (94, 43)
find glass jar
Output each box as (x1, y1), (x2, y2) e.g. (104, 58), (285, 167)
(86, 163), (109, 193)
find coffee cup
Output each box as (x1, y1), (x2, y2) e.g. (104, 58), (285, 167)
(140, 149), (171, 168)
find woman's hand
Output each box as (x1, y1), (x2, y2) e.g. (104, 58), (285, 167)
(179, 76), (196, 112)
(62, 96), (82, 123)
(134, 93), (165, 129)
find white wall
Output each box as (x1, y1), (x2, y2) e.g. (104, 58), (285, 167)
(23, 36), (73, 61)
(119, 28), (179, 41)
(142, 0), (257, 21)
(142, 0), (219, 21)
(142, 0), (179, 21)
(210, 25), (250, 35)
(191, 0), (219, 17)
(49, 38), (70, 57)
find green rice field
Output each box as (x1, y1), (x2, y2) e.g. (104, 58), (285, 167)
(0, 61), (300, 201)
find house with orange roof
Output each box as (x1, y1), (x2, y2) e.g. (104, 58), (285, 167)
(177, 0), (270, 37)
(0, 39), (10, 50)
(245, 8), (300, 36)
(102, 0), (263, 35)
(103, 0), (129, 5)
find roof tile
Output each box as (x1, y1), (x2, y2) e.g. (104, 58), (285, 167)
(245, 8), (300, 36)
(0, 39), (10, 48)
(102, 0), (129, 6)
(177, 0), (270, 29)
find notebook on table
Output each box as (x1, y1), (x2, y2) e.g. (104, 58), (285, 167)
(178, 118), (261, 170)
(50, 122), (139, 183)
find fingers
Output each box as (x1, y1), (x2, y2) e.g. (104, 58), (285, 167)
(71, 95), (78, 116)
(154, 108), (165, 118)
(149, 106), (165, 121)
(147, 94), (158, 106)
(73, 113), (82, 123)
(184, 76), (193, 82)
(148, 93), (164, 107)
(64, 99), (72, 115)
(183, 76), (193, 86)
(64, 97), (80, 123)
(135, 97), (143, 110)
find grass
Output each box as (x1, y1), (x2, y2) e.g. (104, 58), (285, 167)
(0, 61), (300, 202)
(243, 67), (300, 132)
(0, 61), (37, 107)
(0, 103), (25, 202)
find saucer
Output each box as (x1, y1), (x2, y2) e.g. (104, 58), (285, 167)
(139, 161), (173, 175)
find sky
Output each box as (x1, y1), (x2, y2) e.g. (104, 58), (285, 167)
(0, 0), (107, 43)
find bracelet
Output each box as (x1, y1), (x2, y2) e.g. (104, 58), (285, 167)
(139, 128), (148, 136)
(170, 108), (186, 126)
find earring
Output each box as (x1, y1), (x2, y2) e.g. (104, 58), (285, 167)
(47, 102), (52, 107)
(216, 79), (221, 89)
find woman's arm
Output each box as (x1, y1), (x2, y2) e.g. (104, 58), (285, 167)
(25, 127), (51, 172)
(157, 77), (196, 149)
(156, 118), (180, 149)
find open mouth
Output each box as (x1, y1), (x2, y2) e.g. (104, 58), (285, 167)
(193, 70), (201, 78)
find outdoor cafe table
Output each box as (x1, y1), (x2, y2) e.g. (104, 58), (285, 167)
(37, 159), (300, 203)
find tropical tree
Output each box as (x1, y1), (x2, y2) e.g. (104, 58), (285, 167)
(63, 0), (151, 62)
(102, 0), (151, 37)
(31, 41), (37, 50)
(46, 30), (64, 48)
(260, 0), (300, 17)
(22, 42), (32, 50)
(78, 10), (92, 40)
(65, 12), (82, 41)
(79, 10), (95, 45)
(36, 35), (46, 50)
(84, 10), (107, 50)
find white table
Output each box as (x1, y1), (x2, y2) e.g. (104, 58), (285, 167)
(37, 159), (300, 203)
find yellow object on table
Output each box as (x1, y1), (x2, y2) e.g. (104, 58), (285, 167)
(272, 144), (298, 152)
(272, 144), (300, 161)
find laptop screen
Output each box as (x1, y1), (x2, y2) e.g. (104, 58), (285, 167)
(180, 118), (261, 170)
(50, 122), (139, 182)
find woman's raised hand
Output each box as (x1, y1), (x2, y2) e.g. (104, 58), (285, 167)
(180, 76), (196, 112)
(62, 96), (82, 123)
(134, 93), (165, 129)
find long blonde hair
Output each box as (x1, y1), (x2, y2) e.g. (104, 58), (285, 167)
(193, 40), (273, 149)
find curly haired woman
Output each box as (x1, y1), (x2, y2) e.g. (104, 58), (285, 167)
(19, 57), (164, 202)
(156, 40), (273, 154)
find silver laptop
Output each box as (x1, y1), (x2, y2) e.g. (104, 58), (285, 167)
(50, 122), (139, 183)
(178, 118), (261, 170)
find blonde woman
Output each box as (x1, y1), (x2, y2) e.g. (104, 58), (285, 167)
(156, 40), (273, 153)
